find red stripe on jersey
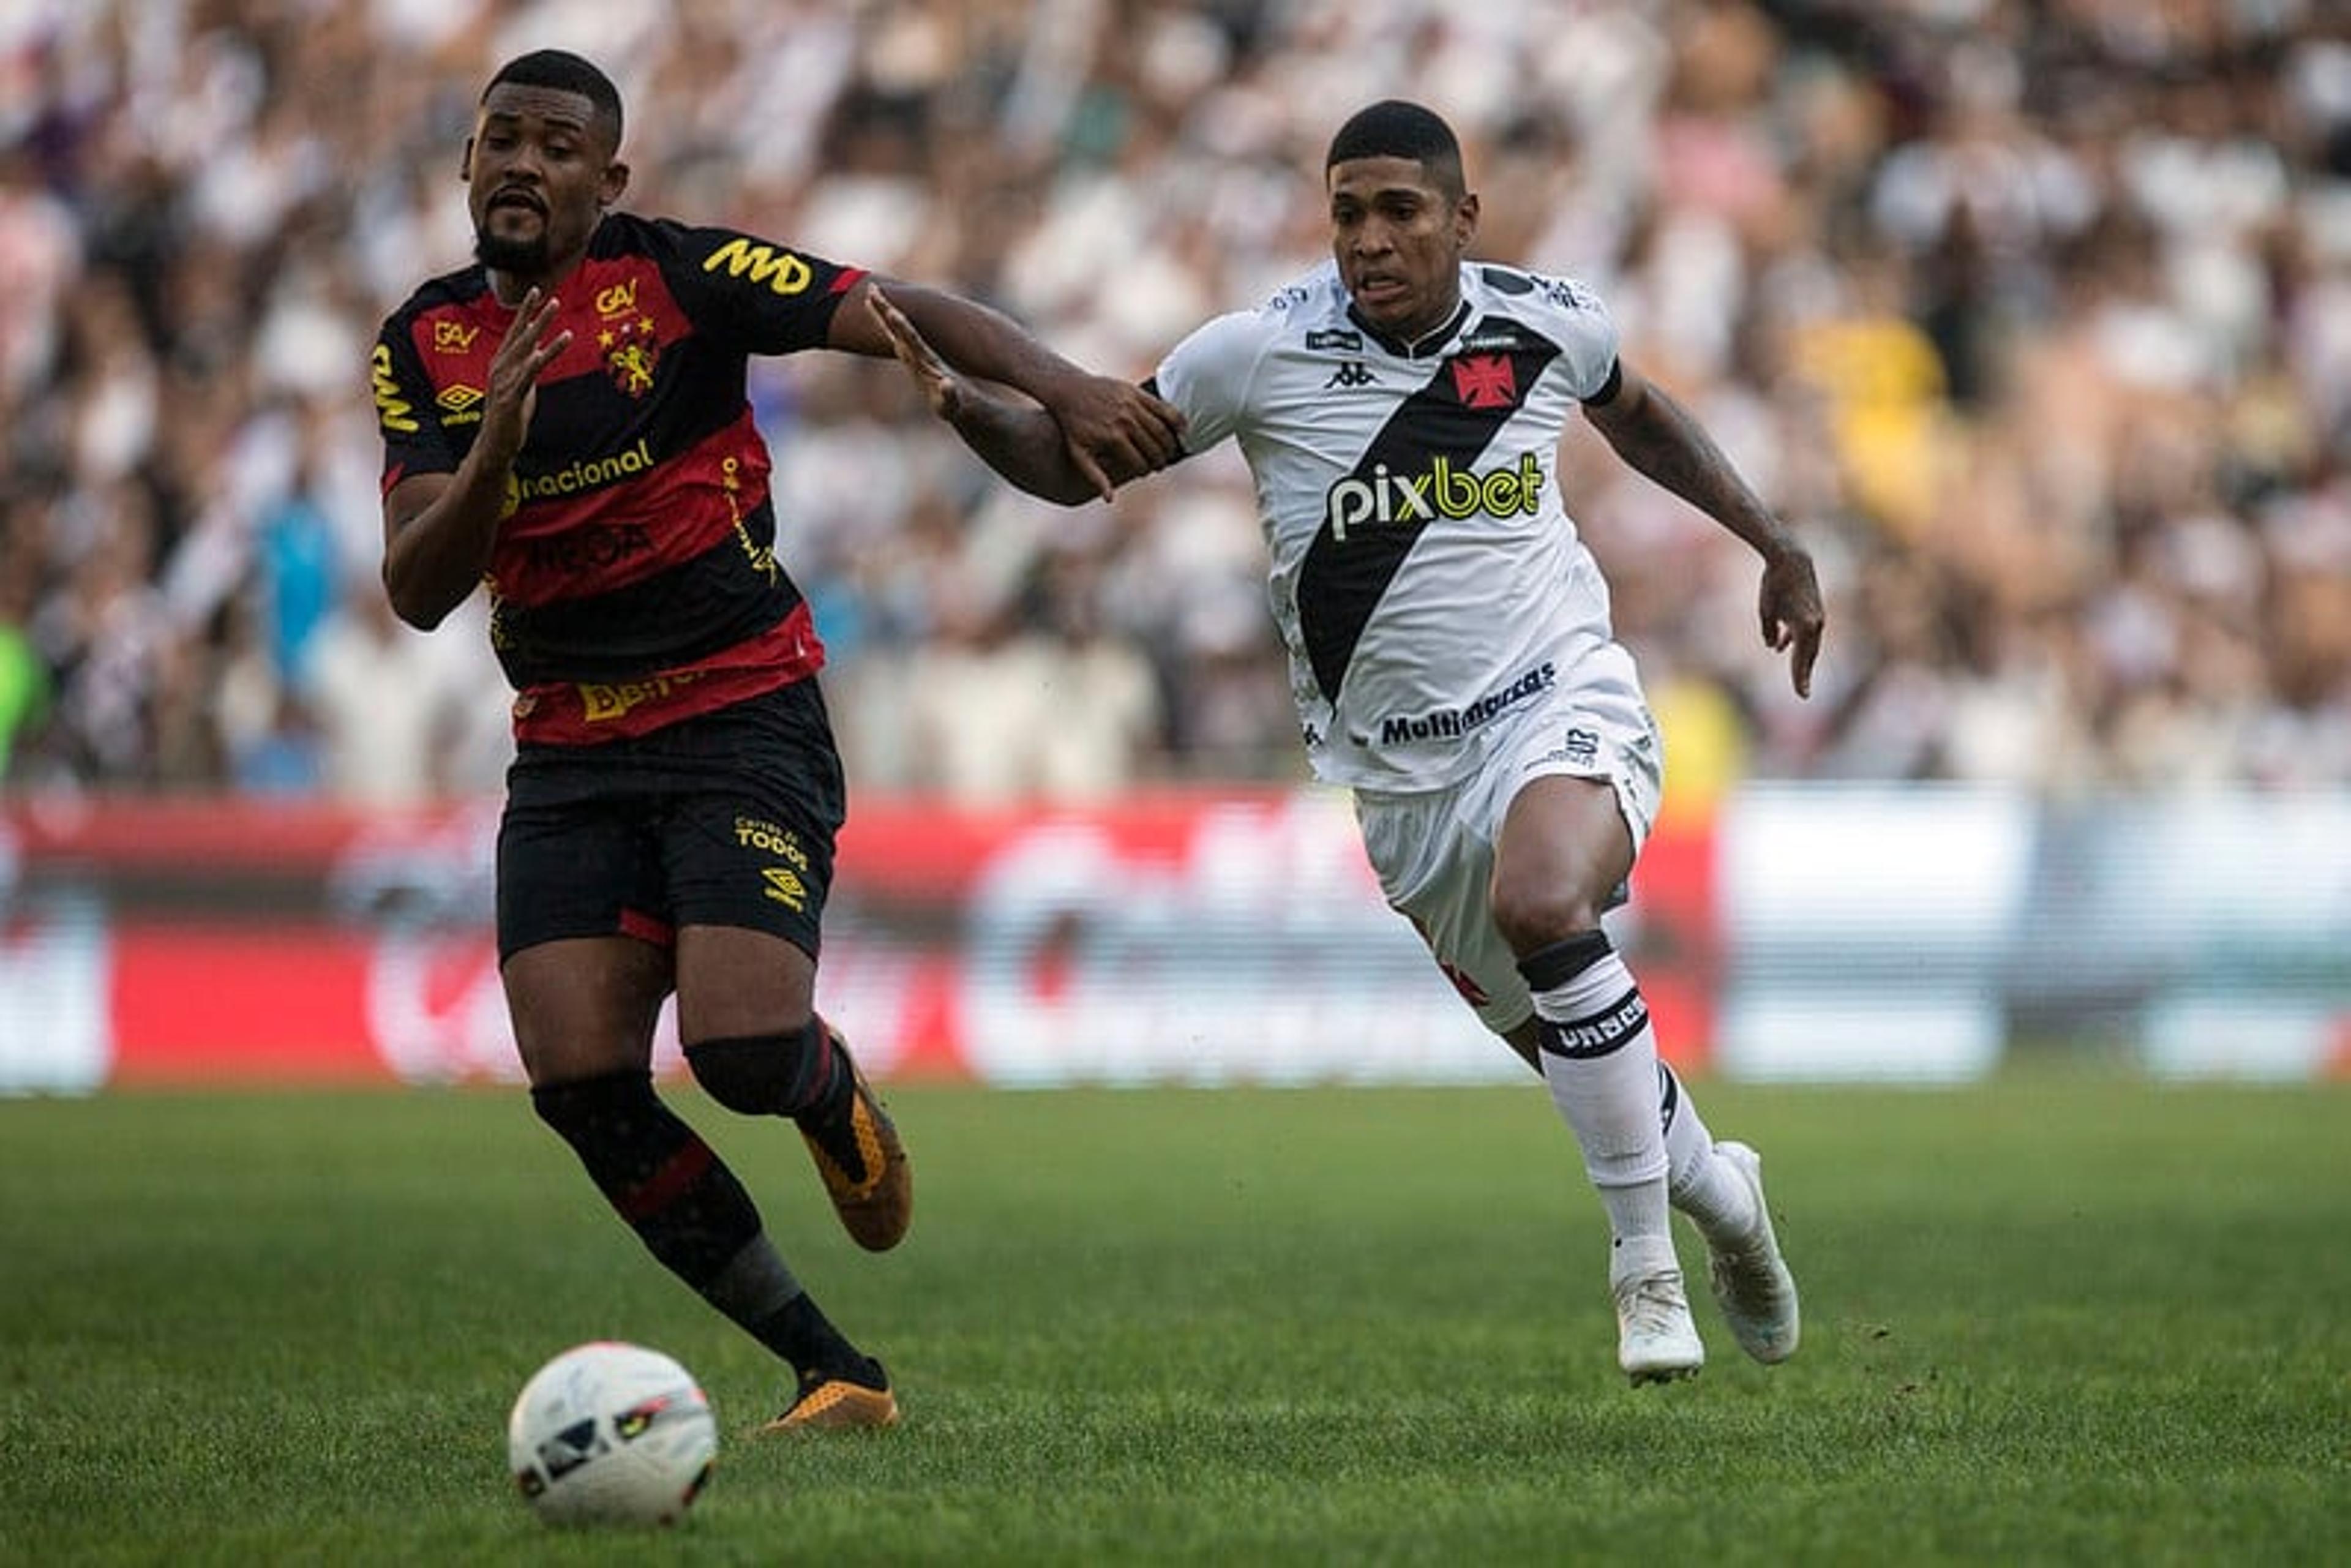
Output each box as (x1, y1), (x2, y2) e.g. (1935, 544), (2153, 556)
(403, 250), (697, 414)
(489, 408), (773, 608)
(509, 602), (826, 746)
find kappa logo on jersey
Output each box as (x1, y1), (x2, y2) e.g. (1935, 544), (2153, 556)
(431, 320), (479, 353)
(1542, 275), (1601, 313)
(1450, 354), (1520, 410)
(1479, 265), (1600, 315)
(702, 237), (814, 296)
(1324, 361), (1374, 390)
(1323, 452), (1545, 541)
(370, 343), (418, 433)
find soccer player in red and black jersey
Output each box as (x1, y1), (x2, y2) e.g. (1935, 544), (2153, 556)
(373, 50), (1183, 1431)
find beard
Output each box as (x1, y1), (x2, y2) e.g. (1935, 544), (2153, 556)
(474, 226), (550, 274)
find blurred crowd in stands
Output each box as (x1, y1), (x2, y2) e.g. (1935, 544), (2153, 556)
(2, 0), (2347, 808)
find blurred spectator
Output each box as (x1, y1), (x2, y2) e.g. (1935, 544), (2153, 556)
(253, 415), (341, 684)
(2, 0), (2348, 803)
(894, 546), (1163, 806)
(301, 587), (493, 809)
(0, 548), (48, 778)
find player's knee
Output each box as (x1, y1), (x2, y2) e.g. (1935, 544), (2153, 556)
(1490, 877), (1607, 958)
(1514, 928), (1616, 993)
(684, 1024), (823, 1116)
(530, 1067), (659, 1146)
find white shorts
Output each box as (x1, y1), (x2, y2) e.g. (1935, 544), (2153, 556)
(1352, 640), (1662, 1038)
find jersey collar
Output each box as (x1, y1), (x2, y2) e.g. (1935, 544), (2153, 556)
(1345, 297), (1471, 361)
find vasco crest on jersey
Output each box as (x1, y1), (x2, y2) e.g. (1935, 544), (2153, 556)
(599, 313), (662, 397)
(1449, 353), (1521, 411)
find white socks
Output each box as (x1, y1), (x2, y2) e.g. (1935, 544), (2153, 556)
(1524, 934), (1757, 1258)
(1660, 1062), (1759, 1245)
(1526, 940), (1673, 1247)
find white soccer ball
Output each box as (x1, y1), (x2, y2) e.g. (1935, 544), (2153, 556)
(507, 1341), (718, 1527)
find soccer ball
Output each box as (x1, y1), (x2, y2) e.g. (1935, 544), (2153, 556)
(507, 1341), (717, 1527)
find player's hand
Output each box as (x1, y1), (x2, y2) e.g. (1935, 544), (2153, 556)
(479, 288), (571, 468)
(1038, 373), (1186, 503)
(867, 288), (968, 424)
(1759, 542), (1825, 699)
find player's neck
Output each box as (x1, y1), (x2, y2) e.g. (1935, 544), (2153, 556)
(487, 246), (592, 307)
(1395, 296), (1462, 351)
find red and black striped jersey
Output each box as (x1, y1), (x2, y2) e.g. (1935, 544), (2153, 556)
(372, 211), (865, 745)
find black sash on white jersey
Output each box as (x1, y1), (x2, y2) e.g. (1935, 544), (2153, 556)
(1297, 324), (1563, 702)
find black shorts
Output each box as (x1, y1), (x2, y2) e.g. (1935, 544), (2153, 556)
(496, 678), (847, 964)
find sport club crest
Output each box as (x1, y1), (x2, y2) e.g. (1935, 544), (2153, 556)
(1449, 353), (1518, 411)
(600, 315), (661, 397)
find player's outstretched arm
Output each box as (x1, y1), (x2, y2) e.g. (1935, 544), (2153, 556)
(863, 289), (1131, 507)
(838, 280), (1182, 502)
(1581, 359), (1825, 697)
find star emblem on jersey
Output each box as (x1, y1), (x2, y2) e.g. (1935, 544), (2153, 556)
(1449, 353), (1518, 410)
(600, 317), (661, 397)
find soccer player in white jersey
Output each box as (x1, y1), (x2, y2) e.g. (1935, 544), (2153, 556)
(871, 100), (1822, 1384)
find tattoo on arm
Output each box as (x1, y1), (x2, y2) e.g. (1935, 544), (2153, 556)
(1603, 384), (1790, 557)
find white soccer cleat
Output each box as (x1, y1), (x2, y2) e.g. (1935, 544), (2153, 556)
(1610, 1236), (1704, 1385)
(1707, 1141), (1801, 1365)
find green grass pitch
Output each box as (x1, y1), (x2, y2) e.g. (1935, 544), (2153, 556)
(2, 1076), (2345, 1566)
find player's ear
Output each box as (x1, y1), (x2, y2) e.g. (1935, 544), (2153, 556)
(599, 158), (630, 209)
(460, 136), (474, 182)
(1453, 191), (1480, 249)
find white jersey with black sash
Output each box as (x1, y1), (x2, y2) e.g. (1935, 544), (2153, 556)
(1149, 258), (1626, 793)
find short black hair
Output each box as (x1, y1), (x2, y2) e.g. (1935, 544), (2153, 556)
(483, 50), (623, 149)
(1325, 100), (1465, 197)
